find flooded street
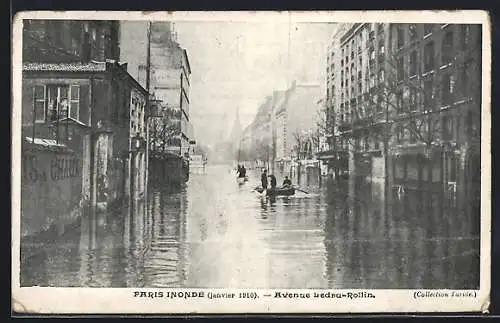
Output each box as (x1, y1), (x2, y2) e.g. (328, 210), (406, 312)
(21, 164), (480, 289)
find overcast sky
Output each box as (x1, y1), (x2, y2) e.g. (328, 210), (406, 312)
(173, 21), (337, 147)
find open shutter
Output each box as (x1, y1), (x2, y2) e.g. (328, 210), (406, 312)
(79, 83), (90, 125)
(70, 85), (80, 120)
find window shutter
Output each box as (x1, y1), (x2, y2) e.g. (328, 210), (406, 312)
(78, 84), (90, 125)
(34, 85), (46, 122)
(70, 85), (80, 120)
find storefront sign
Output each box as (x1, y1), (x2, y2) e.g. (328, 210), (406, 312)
(23, 153), (82, 183)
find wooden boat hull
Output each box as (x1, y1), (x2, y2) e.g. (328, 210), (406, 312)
(255, 187), (295, 196)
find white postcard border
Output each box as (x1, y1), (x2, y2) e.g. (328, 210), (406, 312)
(11, 10), (491, 314)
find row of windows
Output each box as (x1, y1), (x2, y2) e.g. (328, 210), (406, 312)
(337, 71), (468, 124)
(33, 84), (81, 123)
(337, 112), (476, 152)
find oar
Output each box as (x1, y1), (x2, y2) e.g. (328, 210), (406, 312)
(294, 186), (309, 194)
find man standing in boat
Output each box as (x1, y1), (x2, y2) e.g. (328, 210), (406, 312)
(268, 174), (277, 189)
(261, 169), (268, 190)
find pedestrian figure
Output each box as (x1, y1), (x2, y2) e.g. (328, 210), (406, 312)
(240, 165), (247, 178)
(268, 174), (277, 189)
(237, 164), (245, 178)
(261, 169), (268, 189)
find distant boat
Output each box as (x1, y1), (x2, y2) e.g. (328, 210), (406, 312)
(237, 176), (248, 185)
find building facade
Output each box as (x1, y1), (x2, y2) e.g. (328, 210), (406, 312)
(21, 19), (149, 238)
(120, 21), (193, 186)
(326, 22), (481, 221)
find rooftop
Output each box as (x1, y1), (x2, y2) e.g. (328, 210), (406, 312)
(23, 61), (107, 72)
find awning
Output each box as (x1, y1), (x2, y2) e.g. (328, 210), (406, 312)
(50, 117), (91, 129)
(24, 137), (66, 147)
(23, 137), (73, 153)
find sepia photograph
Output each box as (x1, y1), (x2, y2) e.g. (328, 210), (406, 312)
(11, 11), (490, 314)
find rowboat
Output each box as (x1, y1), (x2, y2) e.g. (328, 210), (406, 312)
(237, 177), (248, 184)
(255, 186), (295, 196)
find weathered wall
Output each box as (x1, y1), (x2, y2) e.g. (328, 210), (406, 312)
(21, 146), (84, 238)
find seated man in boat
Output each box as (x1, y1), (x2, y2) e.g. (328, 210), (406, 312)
(268, 174), (277, 189)
(282, 176), (292, 188)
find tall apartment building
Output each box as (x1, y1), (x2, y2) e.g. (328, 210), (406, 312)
(388, 23), (481, 216)
(327, 22), (481, 217)
(120, 21), (193, 185)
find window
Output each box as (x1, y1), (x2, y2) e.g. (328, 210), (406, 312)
(448, 154), (457, 182)
(441, 74), (455, 106)
(369, 73), (376, 88)
(374, 139), (380, 150)
(397, 28), (405, 48)
(46, 85), (69, 122)
(409, 50), (418, 76)
(376, 96), (383, 113)
(397, 125), (405, 142)
(69, 85), (80, 119)
(460, 25), (471, 50)
(409, 87), (417, 111)
(379, 43), (385, 56)
(424, 41), (435, 72)
(369, 48), (375, 61)
(424, 79), (434, 109)
(424, 24), (433, 36)
(396, 91), (403, 113)
(409, 24), (417, 40)
(467, 110), (479, 138)
(34, 85), (46, 122)
(379, 69), (385, 83)
(364, 135), (370, 151)
(442, 115), (454, 141)
(409, 128), (416, 143)
(397, 57), (404, 80)
(40, 84), (81, 123)
(442, 31), (454, 65)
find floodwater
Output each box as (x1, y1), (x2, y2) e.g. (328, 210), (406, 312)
(20, 164), (480, 289)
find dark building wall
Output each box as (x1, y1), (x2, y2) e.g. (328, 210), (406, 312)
(21, 146), (84, 238)
(23, 19), (120, 63)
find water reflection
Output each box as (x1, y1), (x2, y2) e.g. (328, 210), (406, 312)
(20, 164), (479, 289)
